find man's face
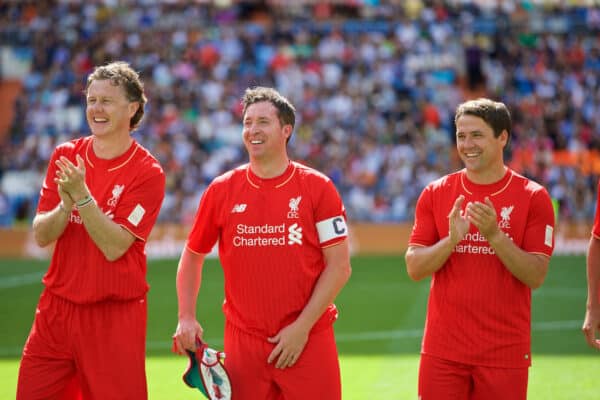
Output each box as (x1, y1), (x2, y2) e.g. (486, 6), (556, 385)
(242, 101), (291, 161)
(455, 114), (507, 176)
(86, 79), (138, 138)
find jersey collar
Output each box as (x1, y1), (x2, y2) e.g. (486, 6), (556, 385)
(460, 168), (513, 197)
(84, 137), (138, 172)
(246, 162), (296, 189)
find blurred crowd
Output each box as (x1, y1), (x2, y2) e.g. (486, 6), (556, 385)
(1, 0), (600, 227)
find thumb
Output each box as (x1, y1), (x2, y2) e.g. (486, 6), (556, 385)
(267, 334), (280, 343)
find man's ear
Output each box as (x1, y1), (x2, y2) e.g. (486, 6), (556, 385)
(128, 102), (140, 119)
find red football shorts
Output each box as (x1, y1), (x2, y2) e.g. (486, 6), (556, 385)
(418, 353), (528, 400)
(17, 289), (147, 400)
(224, 322), (341, 400)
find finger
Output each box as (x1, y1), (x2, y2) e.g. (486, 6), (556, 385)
(484, 196), (495, 209)
(76, 154), (85, 168)
(62, 157), (80, 175)
(448, 196), (465, 218)
(288, 353), (298, 367)
(174, 337), (186, 355)
(275, 351), (290, 369)
(177, 333), (193, 352)
(453, 196), (465, 211)
(55, 159), (67, 173)
(58, 156), (73, 170)
(582, 325), (596, 349)
(76, 157), (86, 175)
(267, 344), (282, 364)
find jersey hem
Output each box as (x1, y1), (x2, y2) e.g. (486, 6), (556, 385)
(420, 350), (532, 369)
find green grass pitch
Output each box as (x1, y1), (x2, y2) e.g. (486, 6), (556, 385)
(0, 255), (596, 399)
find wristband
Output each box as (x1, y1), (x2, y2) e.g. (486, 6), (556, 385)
(76, 195), (95, 209)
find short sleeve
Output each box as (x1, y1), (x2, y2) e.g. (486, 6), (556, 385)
(521, 187), (555, 256)
(186, 183), (221, 254)
(36, 147), (63, 213)
(112, 163), (166, 241)
(408, 184), (440, 247)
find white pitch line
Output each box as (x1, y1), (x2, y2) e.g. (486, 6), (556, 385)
(0, 272), (44, 289)
(0, 320), (583, 357)
(145, 320), (584, 350)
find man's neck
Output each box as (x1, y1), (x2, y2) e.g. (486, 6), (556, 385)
(250, 156), (290, 179)
(92, 134), (133, 160)
(465, 165), (507, 185)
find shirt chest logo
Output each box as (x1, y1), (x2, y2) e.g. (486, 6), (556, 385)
(499, 205), (514, 229)
(231, 203), (247, 213)
(108, 184), (125, 207)
(287, 196), (302, 219)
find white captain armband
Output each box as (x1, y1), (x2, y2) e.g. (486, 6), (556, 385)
(316, 215), (348, 244)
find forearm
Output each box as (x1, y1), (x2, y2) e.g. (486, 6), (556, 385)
(587, 237), (600, 309)
(32, 203), (71, 247)
(176, 248), (204, 320)
(488, 231), (549, 289)
(405, 236), (455, 281)
(76, 198), (134, 261)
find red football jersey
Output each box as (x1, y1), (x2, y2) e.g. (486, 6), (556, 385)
(187, 161), (348, 338)
(37, 136), (165, 303)
(409, 169), (555, 368)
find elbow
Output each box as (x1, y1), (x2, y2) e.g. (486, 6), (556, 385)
(32, 227), (52, 248)
(528, 259), (549, 290)
(104, 253), (121, 262)
(34, 235), (51, 248)
(102, 235), (135, 262)
(405, 252), (424, 281)
(406, 266), (424, 282)
(529, 275), (546, 290)
(102, 246), (128, 262)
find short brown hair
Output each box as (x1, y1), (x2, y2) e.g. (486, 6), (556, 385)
(455, 98), (512, 144)
(86, 61), (147, 131)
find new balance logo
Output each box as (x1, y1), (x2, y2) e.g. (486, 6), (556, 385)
(231, 204), (247, 213)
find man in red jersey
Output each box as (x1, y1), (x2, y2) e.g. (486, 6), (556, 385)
(583, 184), (600, 351)
(406, 98), (555, 400)
(17, 61), (165, 400)
(173, 86), (352, 399)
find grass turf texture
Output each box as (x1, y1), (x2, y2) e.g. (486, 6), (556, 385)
(0, 255), (595, 399)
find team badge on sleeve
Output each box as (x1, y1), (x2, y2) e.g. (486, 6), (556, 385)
(127, 204), (146, 226)
(316, 215), (348, 244)
(544, 225), (553, 247)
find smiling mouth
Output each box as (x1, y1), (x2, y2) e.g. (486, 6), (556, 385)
(93, 117), (108, 123)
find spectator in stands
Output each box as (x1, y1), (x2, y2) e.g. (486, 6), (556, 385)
(1, 1), (599, 227)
